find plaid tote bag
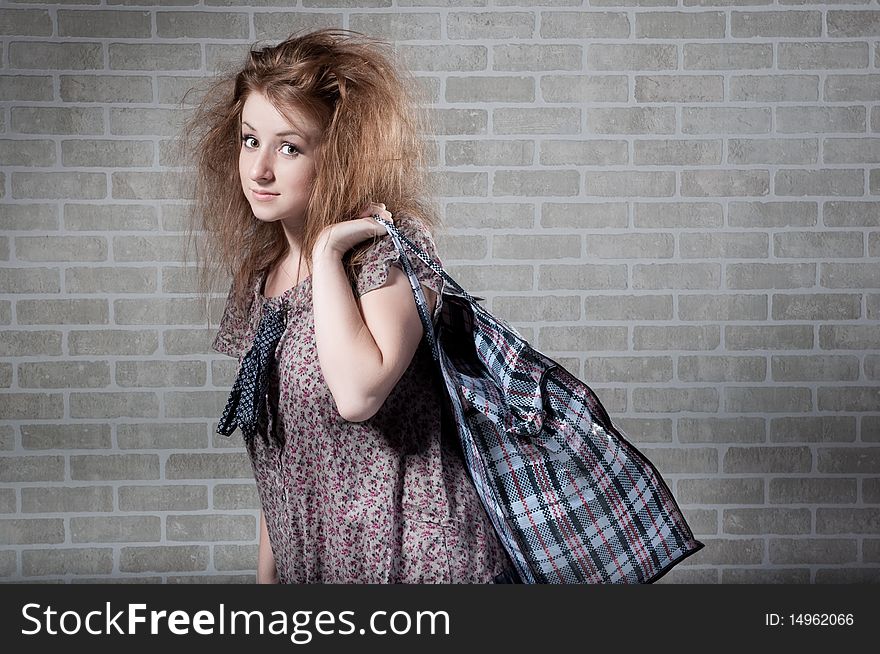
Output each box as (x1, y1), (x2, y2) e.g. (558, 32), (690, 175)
(372, 215), (704, 584)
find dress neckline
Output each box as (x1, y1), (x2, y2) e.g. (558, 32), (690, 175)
(257, 268), (311, 303)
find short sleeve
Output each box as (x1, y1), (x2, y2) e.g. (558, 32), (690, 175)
(211, 276), (256, 360)
(354, 215), (445, 322)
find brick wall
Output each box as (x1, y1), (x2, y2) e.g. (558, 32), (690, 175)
(1, 2), (878, 583)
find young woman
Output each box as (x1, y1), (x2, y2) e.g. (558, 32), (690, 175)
(181, 28), (517, 583)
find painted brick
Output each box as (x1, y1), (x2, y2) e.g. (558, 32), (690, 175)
(728, 138), (817, 165)
(62, 139), (154, 167)
(493, 169), (580, 196)
(214, 543), (258, 571)
(349, 12), (440, 40)
(677, 478), (765, 504)
(64, 204), (157, 231)
(636, 11), (725, 38)
(682, 538), (764, 565)
(9, 42), (102, 70)
(23, 548), (113, 576)
(585, 171), (676, 196)
(70, 454), (159, 481)
(588, 44), (676, 71)
(723, 508), (811, 535)
(396, 44), (486, 71)
(493, 44), (581, 71)
(0, 519), (64, 545)
(0, 203), (58, 231)
(633, 387), (720, 413)
(0, 268), (60, 294)
(724, 446), (812, 473)
(0, 139), (55, 166)
(587, 107), (675, 134)
(0, 75), (53, 101)
(538, 264), (626, 291)
(447, 76), (534, 104)
(776, 169), (865, 196)
(678, 417), (766, 444)
(0, 9), (52, 37)
(541, 75), (627, 103)
(726, 263), (815, 289)
(0, 456), (64, 482)
(538, 326), (628, 352)
(731, 11), (821, 38)
(166, 514), (255, 542)
(213, 484), (259, 510)
(542, 140), (627, 166)
(682, 169), (770, 196)
(165, 391), (228, 418)
(165, 453), (253, 480)
(634, 325), (720, 350)
(0, 393), (64, 420)
(120, 545), (208, 573)
(69, 392), (159, 419)
(164, 329), (216, 355)
(772, 293), (861, 321)
(678, 356), (766, 382)
(722, 569), (810, 584)
(731, 75), (820, 102)
(683, 44), (772, 70)
(156, 11), (249, 39)
(69, 329), (159, 356)
(778, 43), (868, 70)
(117, 423), (207, 450)
(70, 516), (161, 543)
(825, 74), (880, 102)
(818, 386), (880, 412)
(729, 201), (817, 228)
(116, 360), (206, 388)
(770, 539), (857, 564)
(109, 43), (202, 71)
(118, 485), (208, 512)
(21, 486), (113, 513)
(540, 11), (628, 39)
(818, 325), (880, 350)
(771, 356), (860, 382)
(495, 108), (580, 135)
(252, 13), (340, 42)
(21, 423), (111, 449)
(818, 448), (880, 474)
(584, 357), (672, 382)
(770, 416), (856, 443)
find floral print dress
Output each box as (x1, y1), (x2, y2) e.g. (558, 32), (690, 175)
(212, 216), (514, 583)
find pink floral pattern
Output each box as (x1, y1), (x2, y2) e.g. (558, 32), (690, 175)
(212, 216), (512, 583)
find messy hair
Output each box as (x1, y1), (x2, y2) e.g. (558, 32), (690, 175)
(177, 28), (439, 327)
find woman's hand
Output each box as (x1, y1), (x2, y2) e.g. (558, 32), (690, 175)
(312, 202), (395, 258)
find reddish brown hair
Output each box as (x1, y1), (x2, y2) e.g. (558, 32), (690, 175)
(177, 28), (439, 327)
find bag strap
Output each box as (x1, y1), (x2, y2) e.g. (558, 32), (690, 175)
(368, 215), (484, 305)
(371, 215), (443, 364)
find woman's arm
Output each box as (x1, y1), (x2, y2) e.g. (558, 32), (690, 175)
(311, 244), (436, 423)
(256, 508), (279, 584)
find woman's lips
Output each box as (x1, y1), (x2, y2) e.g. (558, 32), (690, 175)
(251, 189), (279, 201)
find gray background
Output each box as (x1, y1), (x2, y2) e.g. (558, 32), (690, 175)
(1, 1), (878, 583)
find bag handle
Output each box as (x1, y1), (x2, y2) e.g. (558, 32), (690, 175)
(370, 215), (443, 364)
(368, 215), (484, 305)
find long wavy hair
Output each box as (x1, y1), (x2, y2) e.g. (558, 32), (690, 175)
(176, 28), (440, 328)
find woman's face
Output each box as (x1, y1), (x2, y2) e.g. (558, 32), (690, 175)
(238, 90), (320, 230)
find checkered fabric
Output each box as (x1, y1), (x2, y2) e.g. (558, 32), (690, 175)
(376, 216), (705, 584)
(217, 302), (288, 441)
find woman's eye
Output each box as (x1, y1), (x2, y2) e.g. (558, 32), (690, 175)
(241, 135), (258, 148)
(280, 143), (299, 156)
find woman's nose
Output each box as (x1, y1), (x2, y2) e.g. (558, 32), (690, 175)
(249, 150), (273, 181)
